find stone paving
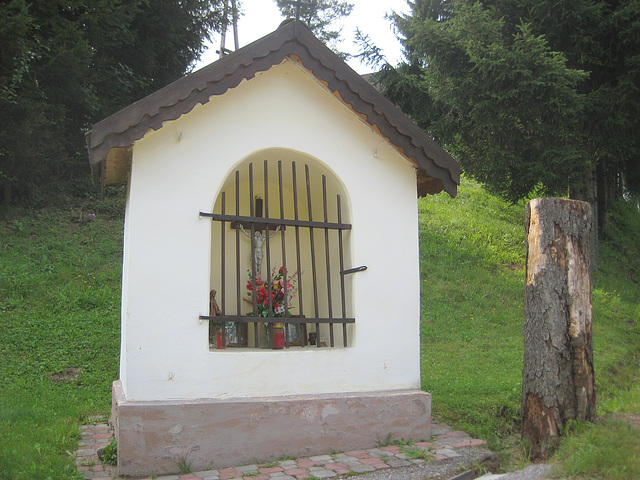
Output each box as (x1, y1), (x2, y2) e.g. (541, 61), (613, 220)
(75, 421), (488, 480)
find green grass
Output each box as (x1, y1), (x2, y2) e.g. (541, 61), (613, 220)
(418, 178), (640, 474)
(553, 419), (640, 480)
(1, 179), (639, 479)
(0, 192), (124, 480)
(418, 179), (528, 447)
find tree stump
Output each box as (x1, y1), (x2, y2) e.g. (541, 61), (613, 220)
(522, 198), (596, 458)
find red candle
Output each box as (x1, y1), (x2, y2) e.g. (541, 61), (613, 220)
(217, 331), (226, 349)
(273, 327), (284, 349)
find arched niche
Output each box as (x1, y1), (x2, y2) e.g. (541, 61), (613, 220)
(208, 148), (354, 350)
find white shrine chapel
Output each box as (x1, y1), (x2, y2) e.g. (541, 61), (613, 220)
(87, 19), (459, 477)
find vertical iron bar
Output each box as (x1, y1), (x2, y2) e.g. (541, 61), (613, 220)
(322, 176), (334, 347)
(221, 192), (226, 315)
(292, 162), (305, 346)
(305, 165), (320, 347)
(249, 163), (259, 348)
(337, 195), (347, 347)
(278, 161), (289, 348)
(264, 161), (273, 348)
(221, 191), (227, 346)
(235, 171), (241, 327)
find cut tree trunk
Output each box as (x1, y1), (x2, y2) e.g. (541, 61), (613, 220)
(522, 198), (596, 458)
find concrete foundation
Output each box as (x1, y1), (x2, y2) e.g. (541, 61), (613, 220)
(111, 381), (431, 477)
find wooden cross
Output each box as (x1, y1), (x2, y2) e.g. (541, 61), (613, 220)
(231, 196), (282, 233)
(283, 0), (314, 22)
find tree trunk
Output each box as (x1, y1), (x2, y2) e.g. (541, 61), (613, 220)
(522, 198), (596, 458)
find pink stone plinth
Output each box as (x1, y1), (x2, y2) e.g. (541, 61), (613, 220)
(111, 381), (431, 477)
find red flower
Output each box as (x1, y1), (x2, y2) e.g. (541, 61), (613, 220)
(245, 266), (298, 318)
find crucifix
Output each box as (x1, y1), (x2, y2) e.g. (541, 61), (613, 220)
(233, 196), (282, 274)
(238, 225), (280, 275)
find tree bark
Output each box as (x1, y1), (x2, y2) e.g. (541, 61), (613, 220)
(522, 198), (596, 458)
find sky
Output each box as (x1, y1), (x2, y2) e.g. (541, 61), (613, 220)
(196, 0), (411, 74)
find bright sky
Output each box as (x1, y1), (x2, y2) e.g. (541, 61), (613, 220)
(196, 0), (411, 74)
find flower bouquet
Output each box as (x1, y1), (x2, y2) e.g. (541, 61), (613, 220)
(246, 267), (299, 348)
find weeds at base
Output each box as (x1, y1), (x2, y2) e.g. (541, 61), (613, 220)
(400, 446), (431, 460)
(99, 438), (117, 466)
(375, 433), (394, 447)
(176, 455), (193, 474)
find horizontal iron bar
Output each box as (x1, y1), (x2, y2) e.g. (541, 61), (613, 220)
(200, 212), (352, 230)
(341, 266), (367, 275)
(200, 315), (355, 324)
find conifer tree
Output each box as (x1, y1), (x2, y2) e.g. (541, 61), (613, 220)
(0, 0), (229, 204)
(274, 0), (354, 56)
(367, 0), (640, 227)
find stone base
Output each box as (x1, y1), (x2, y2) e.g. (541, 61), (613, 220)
(111, 381), (431, 477)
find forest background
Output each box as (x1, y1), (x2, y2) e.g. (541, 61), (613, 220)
(2, 0), (639, 231)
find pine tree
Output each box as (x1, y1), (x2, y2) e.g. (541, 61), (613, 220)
(0, 0), (229, 204)
(368, 0), (640, 226)
(274, 0), (354, 57)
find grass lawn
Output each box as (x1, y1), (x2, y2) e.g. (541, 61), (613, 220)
(418, 180), (526, 448)
(1, 179), (639, 479)
(417, 179), (640, 473)
(1, 194), (124, 479)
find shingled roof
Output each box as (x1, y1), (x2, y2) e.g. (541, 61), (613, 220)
(86, 19), (459, 197)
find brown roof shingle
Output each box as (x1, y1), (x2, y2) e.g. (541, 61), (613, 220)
(86, 19), (459, 197)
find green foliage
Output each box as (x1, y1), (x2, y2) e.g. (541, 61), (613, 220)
(598, 197), (640, 284)
(0, 194), (124, 479)
(176, 455), (193, 474)
(375, 432), (394, 447)
(0, 0), (229, 205)
(392, 438), (415, 447)
(418, 178), (527, 449)
(552, 419), (640, 479)
(0, 180), (639, 477)
(274, 0), (354, 56)
(378, 0), (587, 203)
(591, 198), (640, 412)
(371, 0), (640, 211)
(418, 177), (640, 454)
(100, 438), (117, 466)
(400, 446), (432, 460)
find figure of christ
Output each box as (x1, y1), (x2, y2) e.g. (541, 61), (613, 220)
(238, 224), (281, 274)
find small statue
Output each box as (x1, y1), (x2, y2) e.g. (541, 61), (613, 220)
(209, 289), (221, 317)
(209, 289), (222, 346)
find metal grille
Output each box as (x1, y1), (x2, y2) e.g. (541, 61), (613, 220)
(200, 159), (361, 349)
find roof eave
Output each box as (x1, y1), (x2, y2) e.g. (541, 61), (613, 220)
(87, 20), (459, 197)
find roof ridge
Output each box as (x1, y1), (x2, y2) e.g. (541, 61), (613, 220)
(87, 20), (459, 197)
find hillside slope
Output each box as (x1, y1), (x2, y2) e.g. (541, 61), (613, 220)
(417, 179), (640, 453)
(0, 180), (639, 478)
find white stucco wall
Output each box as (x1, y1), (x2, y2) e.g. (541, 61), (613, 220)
(120, 59), (422, 401)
